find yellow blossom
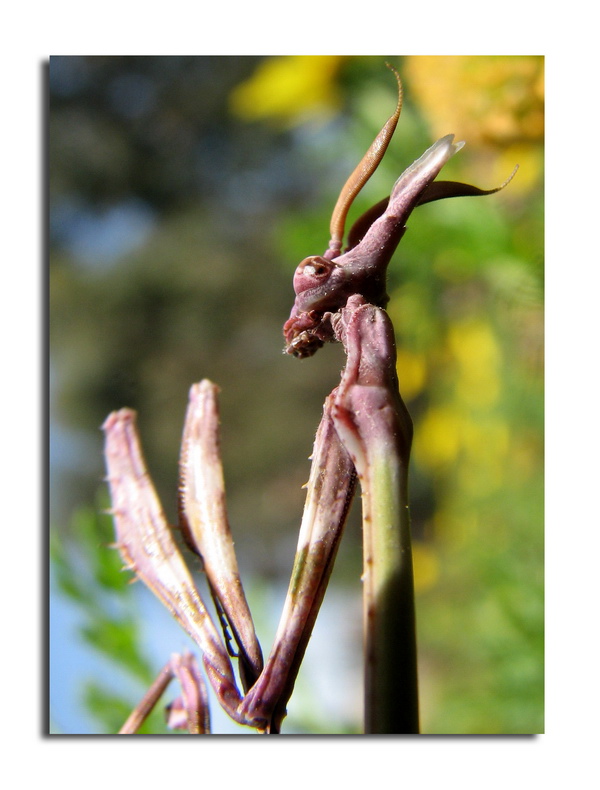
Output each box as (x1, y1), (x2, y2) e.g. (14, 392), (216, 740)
(412, 542), (440, 593)
(404, 56), (544, 147)
(404, 56), (543, 194)
(396, 348), (427, 400)
(229, 56), (345, 125)
(413, 405), (462, 468)
(447, 319), (502, 407)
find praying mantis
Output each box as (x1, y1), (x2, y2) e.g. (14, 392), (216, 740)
(103, 64), (515, 734)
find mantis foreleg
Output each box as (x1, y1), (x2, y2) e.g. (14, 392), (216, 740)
(237, 396), (357, 732)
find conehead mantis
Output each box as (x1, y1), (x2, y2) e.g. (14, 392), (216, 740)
(102, 63), (515, 733)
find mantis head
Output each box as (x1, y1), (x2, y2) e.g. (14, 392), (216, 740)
(283, 66), (517, 358)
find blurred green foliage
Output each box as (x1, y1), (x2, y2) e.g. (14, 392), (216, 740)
(49, 56), (543, 734)
(50, 497), (168, 733)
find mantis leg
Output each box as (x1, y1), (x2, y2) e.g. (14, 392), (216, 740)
(104, 385), (357, 733)
(237, 396), (357, 733)
(178, 381), (264, 691)
(103, 408), (249, 725)
(119, 652), (211, 734)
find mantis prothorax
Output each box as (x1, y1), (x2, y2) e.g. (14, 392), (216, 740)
(103, 65), (516, 733)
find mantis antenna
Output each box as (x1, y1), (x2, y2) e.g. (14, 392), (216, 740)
(326, 64), (403, 258)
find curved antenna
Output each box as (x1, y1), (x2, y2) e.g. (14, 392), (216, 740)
(326, 64), (403, 258)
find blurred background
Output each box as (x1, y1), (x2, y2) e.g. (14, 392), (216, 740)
(49, 55), (543, 734)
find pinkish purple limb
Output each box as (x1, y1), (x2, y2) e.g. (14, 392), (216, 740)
(237, 396), (357, 733)
(166, 652), (211, 734)
(178, 381), (263, 691)
(119, 652), (210, 734)
(103, 409), (250, 726)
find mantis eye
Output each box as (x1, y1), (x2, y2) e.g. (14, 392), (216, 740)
(293, 256), (335, 295)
